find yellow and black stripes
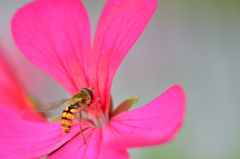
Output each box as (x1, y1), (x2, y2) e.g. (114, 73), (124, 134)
(61, 105), (80, 133)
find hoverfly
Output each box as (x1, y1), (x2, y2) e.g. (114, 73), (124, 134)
(34, 87), (95, 145)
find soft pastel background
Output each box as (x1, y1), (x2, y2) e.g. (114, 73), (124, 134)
(0, 0), (240, 159)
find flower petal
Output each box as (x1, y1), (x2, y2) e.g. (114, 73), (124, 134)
(11, 0), (92, 95)
(20, 109), (47, 122)
(92, 0), (158, 113)
(103, 85), (186, 149)
(0, 107), (89, 159)
(48, 128), (129, 159)
(0, 44), (34, 112)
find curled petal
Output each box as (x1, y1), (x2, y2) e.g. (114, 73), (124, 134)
(92, 0), (158, 114)
(48, 128), (129, 159)
(103, 85), (186, 149)
(0, 107), (89, 159)
(0, 44), (33, 112)
(11, 0), (92, 95)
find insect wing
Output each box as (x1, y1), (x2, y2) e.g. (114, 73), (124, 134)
(34, 98), (70, 112)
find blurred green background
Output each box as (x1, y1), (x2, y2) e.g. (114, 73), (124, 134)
(0, 0), (240, 158)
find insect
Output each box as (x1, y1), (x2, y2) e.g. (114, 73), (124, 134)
(34, 87), (96, 145)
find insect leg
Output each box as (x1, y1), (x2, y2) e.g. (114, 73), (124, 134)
(79, 111), (86, 145)
(58, 132), (66, 142)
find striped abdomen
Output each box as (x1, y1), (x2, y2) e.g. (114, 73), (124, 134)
(61, 105), (80, 133)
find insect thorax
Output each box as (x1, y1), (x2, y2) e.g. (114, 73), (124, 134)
(69, 89), (91, 106)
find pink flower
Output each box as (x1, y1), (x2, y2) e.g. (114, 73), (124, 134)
(0, 44), (34, 114)
(0, 0), (186, 158)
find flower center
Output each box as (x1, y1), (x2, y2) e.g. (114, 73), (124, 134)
(88, 101), (109, 128)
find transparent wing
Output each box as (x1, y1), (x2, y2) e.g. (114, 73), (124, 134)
(34, 98), (70, 112)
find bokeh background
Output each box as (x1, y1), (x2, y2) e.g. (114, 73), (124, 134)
(0, 0), (240, 158)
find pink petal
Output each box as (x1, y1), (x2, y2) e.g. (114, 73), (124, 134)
(103, 85), (186, 149)
(0, 107), (90, 158)
(0, 44), (34, 112)
(20, 109), (47, 122)
(48, 128), (129, 159)
(11, 0), (92, 95)
(92, 0), (158, 114)
(0, 106), (46, 122)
